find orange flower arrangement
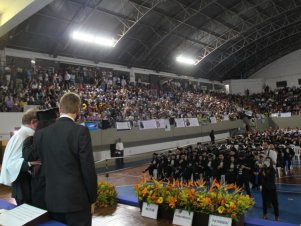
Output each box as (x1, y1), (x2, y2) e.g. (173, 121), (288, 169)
(96, 181), (118, 208)
(134, 176), (255, 221)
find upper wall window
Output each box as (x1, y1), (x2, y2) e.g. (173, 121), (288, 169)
(276, 81), (287, 88)
(298, 79), (301, 85)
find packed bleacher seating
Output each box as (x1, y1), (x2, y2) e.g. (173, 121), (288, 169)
(247, 86), (301, 116)
(0, 65), (300, 129)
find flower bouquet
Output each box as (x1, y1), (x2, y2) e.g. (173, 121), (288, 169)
(134, 176), (255, 225)
(95, 181), (118, 208)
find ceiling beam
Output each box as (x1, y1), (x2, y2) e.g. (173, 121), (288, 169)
(35, 10), (209, 47)
(173, 0), (235, 30)
(128, 0), (222, 38)
(114, 0), (162, 46)
(190, 0), (300, 76)
(131, 0), (218, 64)
(214, 2), (251, 26)
(207, 23), (301, 80)
(202, 10), (301, 76)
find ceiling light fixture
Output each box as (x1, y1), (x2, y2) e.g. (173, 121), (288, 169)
(71, 31), (116, 47)
(176, 55), (197, 65)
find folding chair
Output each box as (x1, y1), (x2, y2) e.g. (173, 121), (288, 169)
(294, 146), (300, 164)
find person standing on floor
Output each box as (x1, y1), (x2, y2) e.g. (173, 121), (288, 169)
(33, 92), (97, 226)
(115, 138), (124, 169)
(260, 157), (279, 221)
(0, 108), (41, 205)
(210, 130), (215, 144)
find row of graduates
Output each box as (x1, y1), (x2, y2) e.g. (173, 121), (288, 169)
(144, 143), (294, 196)
(145, 149), (254, 195)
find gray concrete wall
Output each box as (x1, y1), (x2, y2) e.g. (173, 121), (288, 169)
(91, 120), (244, 161)
(91, 120), (244, 148)
(271, 116), (301, 128)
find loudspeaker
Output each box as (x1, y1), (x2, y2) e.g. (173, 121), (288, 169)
(110, 143), (116, 157)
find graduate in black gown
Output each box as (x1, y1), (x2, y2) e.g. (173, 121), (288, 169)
(260, 157), (279, 221)
(22, 108), (58, 209)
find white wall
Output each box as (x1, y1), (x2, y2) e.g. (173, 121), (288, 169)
(0, 112), (23, 139)
(225, 79), (264, 95)
(250, 49), (301, 90)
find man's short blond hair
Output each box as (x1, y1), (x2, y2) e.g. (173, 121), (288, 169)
(59, 92), (81, 114)
(22, 108), (38, 125)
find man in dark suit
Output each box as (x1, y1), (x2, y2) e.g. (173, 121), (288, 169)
(34, 92), (97, 226)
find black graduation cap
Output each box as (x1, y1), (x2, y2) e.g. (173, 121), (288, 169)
(37, 108), (59, 121)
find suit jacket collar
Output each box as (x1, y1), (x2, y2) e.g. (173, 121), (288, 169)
(60, 114), (75, 121)
(57, 117), (75, 123)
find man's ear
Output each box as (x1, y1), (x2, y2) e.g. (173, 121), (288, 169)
(30, 119), (38, 129)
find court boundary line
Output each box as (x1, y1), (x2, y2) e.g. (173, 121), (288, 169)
(112, 173), (141, 178)
(276, 182), (301, 186)
(97, 163), (149, 175)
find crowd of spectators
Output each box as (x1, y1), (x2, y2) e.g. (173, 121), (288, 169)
(247, 86), (301, 115)
(0, 65), (300, 129)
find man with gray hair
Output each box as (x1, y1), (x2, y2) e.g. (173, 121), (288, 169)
(0, 108), (41, 205)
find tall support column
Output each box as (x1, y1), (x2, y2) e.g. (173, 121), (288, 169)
(212, 81), (215, 91)
(0, 49), (6, 73)
(130, 68), (135, 84)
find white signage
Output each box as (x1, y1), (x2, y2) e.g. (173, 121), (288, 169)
(184, 118), (200, 127)
(271, 113), (279, 118)
(164, 119), (171, 131)
(244, 110), (253, 117)
(280, 112), (292, 118)
(175, 118), (186, 128)
(116, 122), (131, 130)
(141, 202), (158, 219)
(208, 215), (232, 226)
(172, 209), (194, 226)
(156, 119), (166, 129)
(210, 117), (217, 124)
(223, 115), (229, 121)
(139, 120), (157, 130)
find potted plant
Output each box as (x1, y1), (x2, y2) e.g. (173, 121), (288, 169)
(95, 181), (118, 208)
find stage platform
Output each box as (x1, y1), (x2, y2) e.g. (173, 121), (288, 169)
(116, 184), (300, 226)
(0, 199), (66, 226)
(111, 164), (301, 226)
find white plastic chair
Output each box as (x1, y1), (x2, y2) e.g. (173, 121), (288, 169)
(276, 167), (282, 178)
(294, 146), (301, 164)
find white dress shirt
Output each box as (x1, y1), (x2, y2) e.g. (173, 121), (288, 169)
(0, 125), (34, 186)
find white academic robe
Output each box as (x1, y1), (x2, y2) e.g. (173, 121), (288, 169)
(0, 125), (34, 186)
(268, 149), (277, 165)
(116, 142), (124, 151)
